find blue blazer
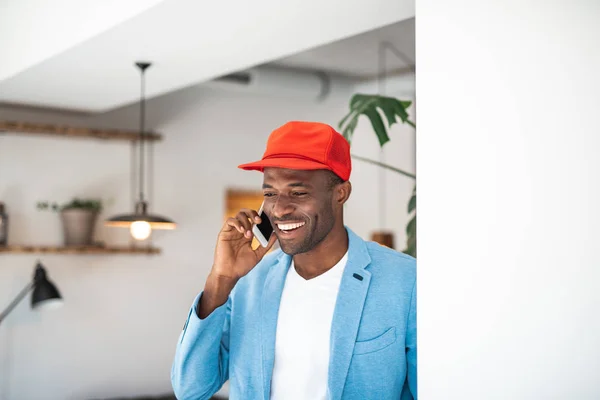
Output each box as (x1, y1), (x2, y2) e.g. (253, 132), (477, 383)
(171, 228), (417, 400)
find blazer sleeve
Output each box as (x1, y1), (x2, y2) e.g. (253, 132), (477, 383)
(171, 292), (232, 400)
(401, 279), (417, 399)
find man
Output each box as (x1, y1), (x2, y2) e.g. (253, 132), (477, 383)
(171, 121), (417, 400)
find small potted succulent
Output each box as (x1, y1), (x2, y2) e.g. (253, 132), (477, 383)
(37, 198), (102, 246)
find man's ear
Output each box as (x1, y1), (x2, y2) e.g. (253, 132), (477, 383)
(336, 181), (352, 205)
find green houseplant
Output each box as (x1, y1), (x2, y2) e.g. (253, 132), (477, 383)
(37, 198), (102, 246)
(339, 94), (416, 257)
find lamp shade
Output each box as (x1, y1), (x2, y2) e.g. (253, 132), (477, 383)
(104, 214), (176, 228)
(104, 201), (176, 230)
(31, 263), (63, 310)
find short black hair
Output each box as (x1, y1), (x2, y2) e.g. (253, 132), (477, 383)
(326, 170), (345, 190)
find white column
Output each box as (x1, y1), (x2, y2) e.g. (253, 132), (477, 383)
(417, 1), (600, 398)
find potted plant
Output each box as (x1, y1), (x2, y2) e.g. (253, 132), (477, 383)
(37, 198), (102, 246)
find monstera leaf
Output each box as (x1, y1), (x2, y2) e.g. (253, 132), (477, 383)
(339, 94), (415, 146)
(339, 93), (416, 257)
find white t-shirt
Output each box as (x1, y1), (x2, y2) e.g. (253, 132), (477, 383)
(270, 252), (348, 400)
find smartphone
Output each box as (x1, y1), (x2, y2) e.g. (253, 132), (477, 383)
(252, 202), (274, 247)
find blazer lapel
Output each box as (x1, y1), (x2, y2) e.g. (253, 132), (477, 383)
(260, 252), (292, 400)
(328, 228), (372, 400)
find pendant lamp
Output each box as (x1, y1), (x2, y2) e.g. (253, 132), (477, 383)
(105, 62), (176, 240)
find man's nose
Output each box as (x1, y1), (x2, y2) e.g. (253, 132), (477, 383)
(271, 196), (295, 220)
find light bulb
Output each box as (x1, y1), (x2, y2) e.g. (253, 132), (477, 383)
(34, 298), (64, 311)
(130, 220), (152, 240)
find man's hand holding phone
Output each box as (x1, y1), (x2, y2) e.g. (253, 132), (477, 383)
(198, 205), (276, 319)
(214, 206), (276, 280)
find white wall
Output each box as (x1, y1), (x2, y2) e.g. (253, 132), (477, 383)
(0, 77), (415, 399)
(417, 1), (600, 399)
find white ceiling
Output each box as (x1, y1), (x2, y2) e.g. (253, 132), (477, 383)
(0, 0), (414, 113)
(272, 18), (415, 79)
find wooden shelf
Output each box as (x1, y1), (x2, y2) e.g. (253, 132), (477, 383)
(0, 245), (161, 255)
(0, 120), (162, 142)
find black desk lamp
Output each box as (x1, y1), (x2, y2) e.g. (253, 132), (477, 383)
(0, 261), (62, 325)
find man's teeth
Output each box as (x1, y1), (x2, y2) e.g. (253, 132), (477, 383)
(277, 222), (306, 231)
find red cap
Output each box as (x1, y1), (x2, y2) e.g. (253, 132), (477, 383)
(238, 121), (351, 181)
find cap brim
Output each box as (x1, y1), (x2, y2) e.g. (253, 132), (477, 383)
(238, 157), (333, 173)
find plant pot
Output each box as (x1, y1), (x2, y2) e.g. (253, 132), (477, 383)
(370, 231), (395, 249)
(60, 209), (98, 246)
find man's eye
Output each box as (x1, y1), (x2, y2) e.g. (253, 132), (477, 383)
(292, 192), (307, 197)
(263, 193), (276, 197)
